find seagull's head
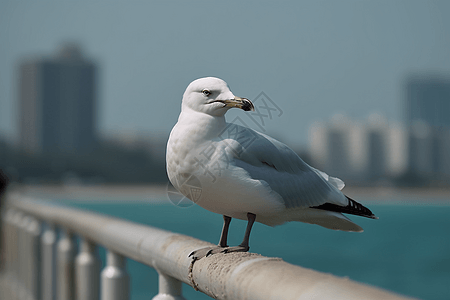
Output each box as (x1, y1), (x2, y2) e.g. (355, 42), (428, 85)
(181, 77), (254, 116)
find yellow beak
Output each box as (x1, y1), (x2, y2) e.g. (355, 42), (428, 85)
(219, 96), (255, 111)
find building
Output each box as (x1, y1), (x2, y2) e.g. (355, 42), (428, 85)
(386, 123), (408, 177)
(103, 129), (168, 162)
(0, 134), (6, 164)
(365, 114), (389, 179)
(407, 121), (434, 176)
(309, 114), (408, 183)
(309, 115), (367, 180)
(405, 75), (450, 178)
(19, 44), (97, 155)
(405, 75), (450, 128)
(433, 128), (450, 176)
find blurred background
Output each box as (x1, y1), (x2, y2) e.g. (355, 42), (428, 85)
(0, 1), (449, 187)
(0, 2), (450, 299)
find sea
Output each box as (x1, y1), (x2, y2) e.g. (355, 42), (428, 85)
(59, 196), (450, 300)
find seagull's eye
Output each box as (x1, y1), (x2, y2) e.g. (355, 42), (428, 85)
(202, 89), (211, 97)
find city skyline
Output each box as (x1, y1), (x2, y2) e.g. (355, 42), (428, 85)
(1, 1), (450, 148)
(309, 113), (450, 185)
(2, 42), (449, 185)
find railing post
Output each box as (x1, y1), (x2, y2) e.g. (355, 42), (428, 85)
(57, 229), (75, 300)
(18, 214), (31, 300)
(3, 210), (15, 274)
(75, 238), (100, 300)
(1, 209), (10, 273)
(9, 210), (22, 300)
(41, 223), (56, 300)
(152, 272), (187, 300)
(26, 217), (41, 300)
(1, 209), (15, 299)
(101, 250), (129, 300)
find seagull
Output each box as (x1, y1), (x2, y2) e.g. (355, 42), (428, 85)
(166, 77), (377, 259)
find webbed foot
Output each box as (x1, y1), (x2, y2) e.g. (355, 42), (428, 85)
(188, 245), (249, 260)
(188, 246), (225, 260)
(220, 245), (249, 254)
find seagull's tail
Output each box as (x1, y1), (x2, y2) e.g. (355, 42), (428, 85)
(299, 209), (364, 232)
(258, 208), (364, 232)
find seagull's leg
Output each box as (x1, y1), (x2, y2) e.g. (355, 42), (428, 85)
(188, 215), (232, 259)
(218, 215), (232, 247)
(239, 212), (256, 250)
(221, 212), (256, 253)
(188, 213), (256, 259)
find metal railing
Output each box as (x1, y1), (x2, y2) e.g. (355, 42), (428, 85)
(1, 193), (416, 300)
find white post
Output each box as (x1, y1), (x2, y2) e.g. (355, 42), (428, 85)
(1, 209), (15, 299)
(26, 217), (41, 300)
(57, 229), (74, 300)
(152, 272), (187, 300)
(101, 250), (129, 300)
(9, 210), (22, 300)
(18, 214), (31, 300)
(75, 238), (100, 300)
(2, 210), (15, 278)
(41, 223), (56, 300)
(1, 209), (10, 274)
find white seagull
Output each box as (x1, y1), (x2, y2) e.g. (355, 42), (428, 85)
(166, 77), (377, 259)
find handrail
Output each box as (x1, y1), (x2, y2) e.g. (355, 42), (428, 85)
(1, 193), (417, 300)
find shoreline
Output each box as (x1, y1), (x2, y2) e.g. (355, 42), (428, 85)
(10, 184), (450, 204)
(11, 184), (169, 202)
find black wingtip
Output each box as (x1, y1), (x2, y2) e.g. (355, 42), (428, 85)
(346, 195), (378, 219)
(311, 195), (378, 219)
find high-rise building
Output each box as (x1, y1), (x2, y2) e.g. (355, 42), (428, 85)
(386, 123), (408, 177)
(433, 128), (450, 176)
(407, 121), (434, 176)
(309, 115), (366, 180)
(405, 75), (450, 128)
(309, 114), (408, 181)
(405, 75), (450, 178)
(19, 44), (97, 155)
(366, 114), (389, 179)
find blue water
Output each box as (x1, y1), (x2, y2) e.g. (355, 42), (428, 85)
(65, 200), (450, 300)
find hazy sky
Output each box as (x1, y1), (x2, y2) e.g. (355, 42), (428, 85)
(1, 1), (449, 148)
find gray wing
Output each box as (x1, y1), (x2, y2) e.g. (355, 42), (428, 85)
(222, 124), (347, 208)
